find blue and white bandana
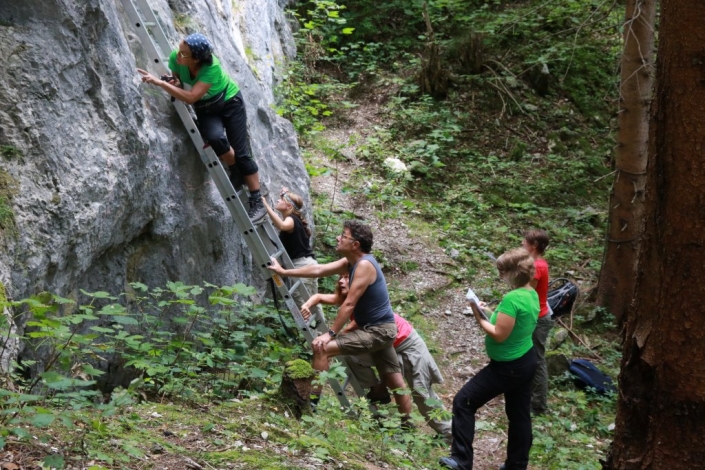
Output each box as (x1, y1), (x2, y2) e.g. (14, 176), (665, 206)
(184, 33), (213, 61)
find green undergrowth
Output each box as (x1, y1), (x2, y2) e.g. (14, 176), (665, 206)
(529, 389), (616, 469)
(0, 392), (446, 469)
(0, 283), (448, 469)
(528, 317), (620, 469)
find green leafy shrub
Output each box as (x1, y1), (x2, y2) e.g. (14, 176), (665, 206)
(0, 281), (308, 466)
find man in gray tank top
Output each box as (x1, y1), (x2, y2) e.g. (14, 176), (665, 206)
(269, 221), (412, 417)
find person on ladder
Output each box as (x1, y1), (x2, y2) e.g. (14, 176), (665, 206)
(262, 186), (323, 321)
(137, 33), (266, 222)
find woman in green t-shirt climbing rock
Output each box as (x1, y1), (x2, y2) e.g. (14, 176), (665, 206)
(440, 248), (539, 470)
(137, 33), (266, 222)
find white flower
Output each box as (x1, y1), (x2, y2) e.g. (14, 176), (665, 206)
(384, 157), (407, 173)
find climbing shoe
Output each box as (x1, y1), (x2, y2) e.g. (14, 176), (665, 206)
(247, 197), (267, 223)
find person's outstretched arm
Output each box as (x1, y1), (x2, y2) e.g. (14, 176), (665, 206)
(268, 257), (347, 279)
(301, 292), (342, 320)
(262, 199), (295, 232)
(137, 69), (211, 105)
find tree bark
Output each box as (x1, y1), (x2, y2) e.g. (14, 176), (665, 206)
(604, 1), (705, 468)
(597, 0), (656, 324)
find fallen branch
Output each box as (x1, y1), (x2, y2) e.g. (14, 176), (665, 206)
(555, 317), (602, 360)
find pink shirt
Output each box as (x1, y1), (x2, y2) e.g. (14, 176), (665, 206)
(393, 313), (413, 347)
(534, 257), (550, 318)
(349, 312), (414, 347)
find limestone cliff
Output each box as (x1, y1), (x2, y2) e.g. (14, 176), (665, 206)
(0, 0), (307, 309)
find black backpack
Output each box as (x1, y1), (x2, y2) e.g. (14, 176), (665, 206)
(547, 278), (578, 317)
(568, 359), (616, 395)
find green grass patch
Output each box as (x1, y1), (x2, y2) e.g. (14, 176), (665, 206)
(1, 146), (22, 160)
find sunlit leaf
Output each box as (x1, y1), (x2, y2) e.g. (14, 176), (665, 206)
(80, 290), (116, 300)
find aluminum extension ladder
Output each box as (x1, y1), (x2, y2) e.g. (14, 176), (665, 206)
(118, 0), (365, 408)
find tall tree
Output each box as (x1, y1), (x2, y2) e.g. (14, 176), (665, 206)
(604, 1), (705, 468)
(597, 0), (656, 323)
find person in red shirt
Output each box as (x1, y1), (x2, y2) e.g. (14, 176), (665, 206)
(522, 229), (552, 415)
(302, 274), (452, 441)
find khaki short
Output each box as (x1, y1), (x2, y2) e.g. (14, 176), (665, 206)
(336, 322), (400, 376)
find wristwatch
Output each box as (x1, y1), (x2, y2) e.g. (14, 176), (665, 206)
(328, 329), (337, 338)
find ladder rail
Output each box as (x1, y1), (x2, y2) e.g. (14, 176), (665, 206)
(119, 0), (367, 408)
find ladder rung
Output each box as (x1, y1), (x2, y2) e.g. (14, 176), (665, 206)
(308, 310), (326, 326)
(306, 314), (318, 328)
(288, 280), (302, 297)
(144, 21), (156, 27)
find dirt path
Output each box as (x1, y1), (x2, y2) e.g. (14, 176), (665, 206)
(310, 100), (512, 470)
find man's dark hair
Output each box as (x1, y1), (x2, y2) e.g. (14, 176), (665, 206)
(344, 220), (373, 253)
(523, 229), (549, 255)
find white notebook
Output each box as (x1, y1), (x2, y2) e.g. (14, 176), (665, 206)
(466, 288), (489, 321)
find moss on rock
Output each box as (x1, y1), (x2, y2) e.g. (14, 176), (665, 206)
(285, 359), (315, 380)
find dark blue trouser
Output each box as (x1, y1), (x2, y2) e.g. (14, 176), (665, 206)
(451, 347), (537, 470)
(196, 91), (258, 176)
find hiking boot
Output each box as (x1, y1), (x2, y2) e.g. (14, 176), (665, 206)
(400, 415), (416, 432)
(439, 456), (459, 469)
(248, 197), (267, 223)
(366, 389), (392, 405)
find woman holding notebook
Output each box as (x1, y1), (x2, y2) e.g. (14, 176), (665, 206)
(440, 248), (539, 470)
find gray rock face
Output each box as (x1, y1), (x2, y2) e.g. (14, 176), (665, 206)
(0, 0), (306, 321)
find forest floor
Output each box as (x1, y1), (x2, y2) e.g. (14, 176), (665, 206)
(309, 97), (517, 470)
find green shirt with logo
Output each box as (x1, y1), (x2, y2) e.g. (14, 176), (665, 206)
(485, 288), (539, 361)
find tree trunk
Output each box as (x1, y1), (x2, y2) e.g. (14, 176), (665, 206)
(597, 0), (656, 323)
(278, 359), (316, 419)
(418, 1), (450, 99)
(604, 2), (705, 468)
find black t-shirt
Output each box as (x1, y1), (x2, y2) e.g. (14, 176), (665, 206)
(279, 216), (314, 260)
